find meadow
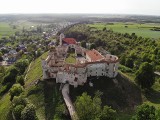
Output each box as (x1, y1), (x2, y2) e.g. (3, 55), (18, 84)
(0, 22), (16, 38)
(0, 21), (39, 39)
(88, 22), (160, 39)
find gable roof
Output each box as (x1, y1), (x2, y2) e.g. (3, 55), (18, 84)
(63, 38), (76, 45)
(86, 49), (104, 62)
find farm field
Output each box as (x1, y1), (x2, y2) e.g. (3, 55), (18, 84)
(0, 20), (40, 39)
(0, 22), (16, 38)
(88, 22), (160, 39)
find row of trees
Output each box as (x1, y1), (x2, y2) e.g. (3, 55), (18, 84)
(11, 96), (37, 120)
(0, 59), (28, 96)
(74, 91), (117, 120)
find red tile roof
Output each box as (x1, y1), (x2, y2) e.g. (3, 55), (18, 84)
(86, 49), (104, 62)
(63, 38), (76, 45)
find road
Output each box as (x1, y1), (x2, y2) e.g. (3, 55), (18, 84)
(154, 71), (160, 76)
(62, 84), (78, 120)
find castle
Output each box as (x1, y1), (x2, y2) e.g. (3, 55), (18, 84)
(42, 33), (119, 87)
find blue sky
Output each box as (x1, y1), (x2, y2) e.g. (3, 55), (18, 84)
(0, 0), (160, 15)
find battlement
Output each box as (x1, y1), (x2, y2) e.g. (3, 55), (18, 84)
(42, 34), (119, 87)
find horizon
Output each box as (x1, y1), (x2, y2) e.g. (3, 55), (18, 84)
(0, 0), (160, 16)
(0, 13), (159, 17)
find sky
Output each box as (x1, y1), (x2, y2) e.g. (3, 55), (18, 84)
(0, 0), (160, 16)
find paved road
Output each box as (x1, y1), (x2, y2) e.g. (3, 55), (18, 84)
(62, 84), (78, 120)
(154, 71), (160, 76)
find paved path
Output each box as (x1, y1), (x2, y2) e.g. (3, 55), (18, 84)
(155, 71), (160, 76)
(62, 84), (78, 120)
(24, 61), (32, 81)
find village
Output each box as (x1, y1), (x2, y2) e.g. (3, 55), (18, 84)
(0, 22), (74, 66)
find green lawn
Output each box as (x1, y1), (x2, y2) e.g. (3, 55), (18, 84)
(65, 53), (76, 64)
(0, 22), (16, 38)
(88, 22), (160, 39)
(25, 52), (48, 86)
(0, 94), (12, 120)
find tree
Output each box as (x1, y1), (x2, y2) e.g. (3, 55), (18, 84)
(132, 103), (156, 120)
(15, 59), (29, 74)
(13, 105), (25, 120)
(100, 106), (117, 120)
(156, 109), (160, 120)
(16, 75), (25, 86)
(90, 43), (96, 49)
(0, 52), (3, 61)
(135, 62), (155, 89)
(81, 41), (86, 48)
(21, 104), (37, 120)
(75, 92), (116, 120)
(103, 27), (106, 31)
(9, 84), (24, 101)
(2, 67), (18, 85)
(125, 57), (134, 68)
(12, 96), (28, 107)
(120, 54), (126, 65)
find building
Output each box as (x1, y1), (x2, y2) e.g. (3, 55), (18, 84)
(42, 34), (119, 87)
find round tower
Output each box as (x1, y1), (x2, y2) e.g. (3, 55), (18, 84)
(60, 33), (65, 46)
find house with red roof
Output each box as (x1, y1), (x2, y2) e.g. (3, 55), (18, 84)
(86, 49), (104, 62)
(63, 38), (77, 45)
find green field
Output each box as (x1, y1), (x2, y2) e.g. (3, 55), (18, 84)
(0, 21), (39, 39)
(0, 22), (16, 38)
(88, 22), (160, 39)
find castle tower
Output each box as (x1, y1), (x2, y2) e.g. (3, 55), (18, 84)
(60, 33), (65, 46)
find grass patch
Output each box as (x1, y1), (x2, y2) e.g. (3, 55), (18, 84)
(117, 112), (134, 120)
(65, 53), (76, 64)
(0, 94), (12, 120)
(25, 52), (48, 86)
(0, 22), (16, 38)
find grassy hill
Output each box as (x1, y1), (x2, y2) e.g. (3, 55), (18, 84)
(1, 51), (160, 120)
(70, 74), (142, 120)
(24, 52), (67, 120)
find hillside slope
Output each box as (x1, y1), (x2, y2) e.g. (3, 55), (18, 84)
(24, 52), (67, 120)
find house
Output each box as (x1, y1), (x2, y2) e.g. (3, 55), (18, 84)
(63, 38), (77, 45)
(86, 49), (104, 62)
